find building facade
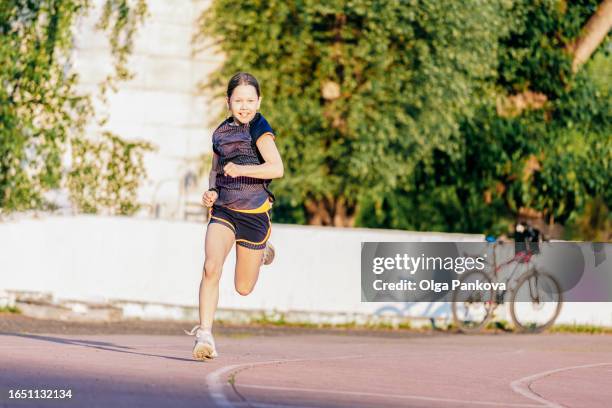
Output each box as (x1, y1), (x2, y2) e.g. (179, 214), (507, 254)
(73, 0), (221, 219)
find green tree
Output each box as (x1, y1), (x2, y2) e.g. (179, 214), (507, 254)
(359, 0), (611, 238)
(197, 0), (510, 226)
(198, 0), (610, 238)
(0, 0), (150, 215)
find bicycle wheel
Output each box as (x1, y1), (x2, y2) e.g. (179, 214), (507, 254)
(451, 270), (495, 333)
(510, 270), (562, 333)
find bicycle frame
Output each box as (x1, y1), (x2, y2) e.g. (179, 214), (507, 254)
(486, 244), (536, 304)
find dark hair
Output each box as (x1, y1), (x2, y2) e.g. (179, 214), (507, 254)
(227, 72), (260, 98)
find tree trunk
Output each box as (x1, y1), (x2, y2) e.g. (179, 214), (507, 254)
(496, 91), (548, 117)
(305, 196), (358, 227)
(567, 0), (612, 73)
(498, 1), (612, 117)
(305, 199), (331, 226)
(333, 196), (347, 227)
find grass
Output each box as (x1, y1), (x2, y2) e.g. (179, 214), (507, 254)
(485, 320), (512, 332)
(0, 305), (21, 314)
(247, 312), (413, 331)
(453, 320), (612, 334)
(244, 313), (611, 335)
(549, 324), (612, 335)
(250, 313), (317, 328)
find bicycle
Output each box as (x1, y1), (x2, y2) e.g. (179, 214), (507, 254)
(451, 224), (563, 333)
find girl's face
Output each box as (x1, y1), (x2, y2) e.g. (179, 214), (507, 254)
(227, 84), (261, 124)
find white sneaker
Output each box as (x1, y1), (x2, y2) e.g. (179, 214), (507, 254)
(185, 325), (218, 360)
(262, 242), (275, 266)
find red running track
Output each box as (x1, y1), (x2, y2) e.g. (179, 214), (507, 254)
(1, 331), (611, 407)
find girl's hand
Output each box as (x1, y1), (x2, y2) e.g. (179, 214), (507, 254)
(201, 190), (218, 207)
(223, 162), (243, 178)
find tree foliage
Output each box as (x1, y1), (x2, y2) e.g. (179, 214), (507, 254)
(359, 0), (611, 238)
(198, 0), (510, 226)
(68, 132), (153, 214)
(199, 0), (610, 237)
(0, 0), (150, 215)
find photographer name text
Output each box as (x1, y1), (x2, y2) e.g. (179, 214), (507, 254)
(373, 279), (506, 292)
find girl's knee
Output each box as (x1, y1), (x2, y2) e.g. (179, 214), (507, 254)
(235, 283), (254, 296)
(203, 259), (222, 281)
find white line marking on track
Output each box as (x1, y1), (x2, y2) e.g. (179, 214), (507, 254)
(206, 355), (363, 408)
(510, 362), (612, 408)
(238, 384), (543, 407)
(207, 362), (251, 408)
(207, 354), (542, 408)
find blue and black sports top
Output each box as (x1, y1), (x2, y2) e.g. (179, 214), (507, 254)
(212, 113), (276, 211)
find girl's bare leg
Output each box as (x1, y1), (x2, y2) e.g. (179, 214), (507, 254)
(199, 223), (235, 329)
(234, 245), (265, 296)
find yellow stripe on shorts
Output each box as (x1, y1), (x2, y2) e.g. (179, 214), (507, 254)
(229, 198), (272, 214)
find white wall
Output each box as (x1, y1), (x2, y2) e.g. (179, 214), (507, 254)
(1, 216), (610, 326)
(72, 0), (220, 218)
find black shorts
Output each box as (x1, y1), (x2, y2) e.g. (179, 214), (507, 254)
(208, 205), (271, 250)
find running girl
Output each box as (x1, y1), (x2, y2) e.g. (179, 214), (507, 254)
(186, 72), (284, 360)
